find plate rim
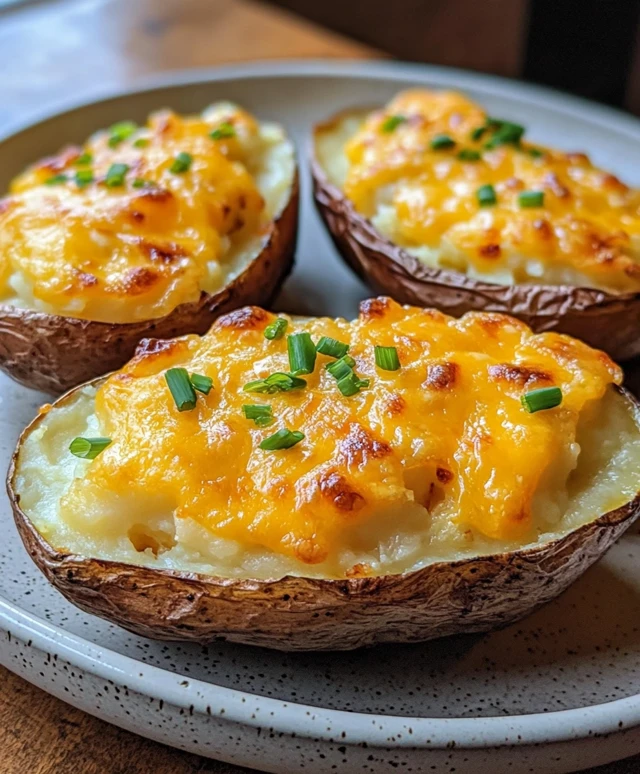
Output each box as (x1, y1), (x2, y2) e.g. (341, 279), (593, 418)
(2, 57), (640, 750)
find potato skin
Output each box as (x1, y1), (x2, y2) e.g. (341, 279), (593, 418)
(0, 173), (298, 395)
(7, 381), (640, 651)
(311, 117), (640, 362)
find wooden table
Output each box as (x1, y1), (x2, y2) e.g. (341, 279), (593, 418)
(0, 1), (637, 772)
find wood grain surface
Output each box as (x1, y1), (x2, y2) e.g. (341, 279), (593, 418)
(0, 0), (637, 772)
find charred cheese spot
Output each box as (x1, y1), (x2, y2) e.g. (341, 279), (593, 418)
(479, 243), (501, 259)
(436, 467), (453, 484)
(359, 297), (390, 320)
(319, 471), (366, 513)
(487, 363), (552, 389)
(215, 306), (268, 330)
(425, 362), (458, 390)
(338, 423), (391, 467)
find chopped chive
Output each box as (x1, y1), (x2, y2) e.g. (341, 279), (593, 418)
(430, 134), (456, 150)
(132, 178), (151, 189)
(316, 336), (349, 359)
(243, 372), (307, 394)
(470, 126), (486, 142)
(457, 149), (481, 162)
(170, 152), (193, 174)
(190, 373), (213, 395)
(374, 345), (401, 371)
(133, 137), (149, 148)
(74, 169), (94, 188)
(326, 355), (356, 381)
(527, 147), (544, 158)
(337, 373), (370, 397)
(287, 332), (317, 375)
(165, 367), (197, 411)
(381, 115), (407, 133)
(259, 428), (304, 451)
(264, 317), (288, 340)
(483, 119), (525, 149)
(69, 437), (112, 460)
(107, 120), (138, 148)
(105, 163), (129, 187)
(476, 183), (497, 207)
(75, 152), (93, 166)
(521, 386), (562, 413)
(210, 122), (236, 140)
(44, 174), (67, 186)
(518, 190), (545, 208)
(242, 404), (274, 427)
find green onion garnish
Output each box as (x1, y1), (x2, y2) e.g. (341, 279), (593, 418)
(457, 149), (481, 162)
(75, 152), (93, 166)
(430, 134), (455, 150)
(476, 184), (497, 207)
(210, 122), (236, 140)
(133, 137), (149, 149)
(483, 119), (525, 149)
(243, 372), (307, 394)
(105, 163), (129, 187)
(374, 345), (401, 371)
(242, 404), (274, 427)
(316, 336), (349, 359)
(287, 332), (317, 375)
(470, 126), (486, 141)
(527, 147), (544, 158)
(190, 373), (213, 395)
(520, 386), (562, 413)
(165, 367), (197, 411)
(108, 121), (138, 148)
(337, 373), (370, 397)
(44, 174), (67, 186)
(69, 437), (112, 460)
(326, 355), (356, 381)
(132, 178), (151, 189)
(259, 428), (304, 451)
(381, 115), (407, 133)
(518, 190), (545, 208)
(74, 169), (94, 188)
(264, 317), (288, 340)
(170, 152), (193, 174)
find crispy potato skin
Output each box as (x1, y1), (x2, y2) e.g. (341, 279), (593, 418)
(7, 380), (640, 651)
(0, 173), (298, 395)
(311, 114), (640, 362)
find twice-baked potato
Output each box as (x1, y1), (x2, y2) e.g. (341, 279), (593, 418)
(0, 102), (298, 393)
(312, 90), (640, 361)
(8, 298), (640, 650)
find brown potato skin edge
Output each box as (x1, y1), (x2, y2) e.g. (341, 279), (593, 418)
(0, 172), (299, 395)
(7, 381), (640, 651)
(310, 113), (640, 362)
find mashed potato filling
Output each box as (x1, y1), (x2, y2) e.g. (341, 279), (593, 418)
(316, 90), (640, 292)
(0, 103), (295, 323)
(15, 299), (640, 580)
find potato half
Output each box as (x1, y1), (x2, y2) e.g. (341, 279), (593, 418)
(7, 301), (640, 650)
(312, 97), (640, 361)
(0, 105), (298, 394)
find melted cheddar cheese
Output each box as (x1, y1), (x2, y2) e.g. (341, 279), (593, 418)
(338, 90), (640, 292)
(0, 103), (292, 323)
(58, 298), (621, 573)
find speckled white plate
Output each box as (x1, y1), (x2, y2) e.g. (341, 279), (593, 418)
(1, 61), (640, 774)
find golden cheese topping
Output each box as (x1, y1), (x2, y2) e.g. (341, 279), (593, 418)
(343, 90), (640, 292)
(62, 298), (621, 569)
(0, 104), (272, 323)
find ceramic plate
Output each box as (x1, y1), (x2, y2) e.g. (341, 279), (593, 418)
(1, 61), (640, 774)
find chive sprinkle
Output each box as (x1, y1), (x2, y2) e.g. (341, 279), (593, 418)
(381, 115), (407, 133)
(74, 169), (94, 188)
(483, 119), (525, 149)
(133, 137), (149, 148)
(316, 336), (349, 359)
(105, 163), (129, 187)
(190, 373), (214, 395)
(457, 149), (481, 162)
(470, 126), (486, 142)
(75, 152), (93, 166)
(165, 367), (197, 412)
(374, 345), (401, 371)
(44, 174), (67, 186)
(69, 437), (112, 460)
(170, 152), (193, 174)
(259, 428), (304, 451)
(243, 372), (307, 394)
(518, 190), (545, 208)
(242, 404), (274, 427)
(287, 332), (317, 375)
(107, 120), (138, 147)
(326, 355), (356, 381)
(476, 183), (497, 207)
(132, 178), (151, 189)
(527, 147), (544, 158)
(210, 122), (236, 140)
(521, 386), (562, 413)
(264, 317), (288, 340)
(337, 373), (370, 397)
(430, 134), (456, 150)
